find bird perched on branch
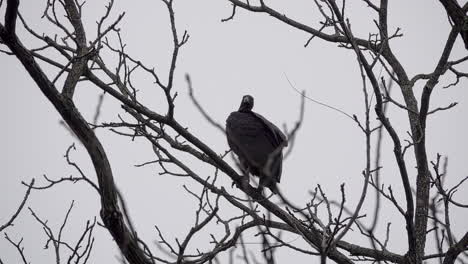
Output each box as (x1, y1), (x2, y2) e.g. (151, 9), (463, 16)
(226, 95), (287, 194)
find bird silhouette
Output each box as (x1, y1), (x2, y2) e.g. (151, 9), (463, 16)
(226, 95), (287, 194)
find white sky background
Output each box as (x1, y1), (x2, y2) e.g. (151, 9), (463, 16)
(1, 0), (467, 263)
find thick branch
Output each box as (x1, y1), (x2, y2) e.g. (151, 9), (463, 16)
(442, 232), (468, 264)
(438, 0), (468, 50)
(4, 0), (19, 34)
(414, 26), (460, 261)
(61, 0), (88, 99)
(336, 240), (404, 263)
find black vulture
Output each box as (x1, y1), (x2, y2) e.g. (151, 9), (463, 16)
(226, 95), (287, 194)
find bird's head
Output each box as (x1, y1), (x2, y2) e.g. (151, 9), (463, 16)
(238, 95), (254, 112)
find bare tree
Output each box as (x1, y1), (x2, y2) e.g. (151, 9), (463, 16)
(1, 0), (467, 264)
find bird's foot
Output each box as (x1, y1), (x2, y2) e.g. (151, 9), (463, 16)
(256, 186), (265, 196)
(232, 176), (250, 189)
(231, 181), (237, 188)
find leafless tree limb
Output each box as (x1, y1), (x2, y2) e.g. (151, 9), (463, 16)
(4, 233), (29, 264)
(0, 179), (34, 232)
(186, 74), (225, 134)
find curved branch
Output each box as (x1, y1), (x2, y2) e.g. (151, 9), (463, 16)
(0, 14), (152, 264)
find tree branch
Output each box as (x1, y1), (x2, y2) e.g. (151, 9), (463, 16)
(442, 232), (468, 264)
(438, 0), (468, 50)
(61, 0), (89, 99)
(4, 0), (19, 34)
(414, 25), (460, 260)
(0, 179), (34, 232)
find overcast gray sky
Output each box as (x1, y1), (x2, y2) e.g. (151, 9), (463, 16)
(1, 0), (467, 263)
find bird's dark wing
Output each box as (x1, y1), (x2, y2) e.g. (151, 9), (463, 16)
(252, 112), (288, 148)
